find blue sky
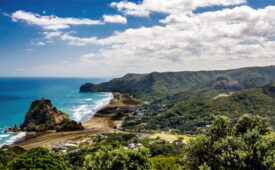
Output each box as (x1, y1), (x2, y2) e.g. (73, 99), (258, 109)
(0, 0), (275, 77)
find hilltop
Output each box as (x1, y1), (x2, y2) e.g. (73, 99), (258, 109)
(80, 66), (275, 101)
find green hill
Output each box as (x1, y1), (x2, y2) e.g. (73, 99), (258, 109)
(122, 83), (275, 134)
(80, 66), (275, 101)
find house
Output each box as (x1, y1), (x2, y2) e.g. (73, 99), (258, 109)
(128, 143), (135, 149)
(64, 143), (79, 148)
(74, 149), (81, 153)
(141, 123), (147, 126)
(87, 140), (93, 145)
(137, 143), (143, 147)
(91, 134), (97, 138)
(61, 150), (67, 155)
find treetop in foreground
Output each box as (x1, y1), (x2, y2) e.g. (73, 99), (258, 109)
(185, 115), (275, 170)
(8, 147), (68, 170)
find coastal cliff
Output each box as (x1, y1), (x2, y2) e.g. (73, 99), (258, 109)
(20, 98), (84, 132)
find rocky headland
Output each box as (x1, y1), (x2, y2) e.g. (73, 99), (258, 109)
(18, 98), (83, 132)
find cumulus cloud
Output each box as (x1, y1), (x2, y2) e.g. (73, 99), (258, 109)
(43, 31), (62, 39)
(9, 10), (129, 30)
(110, 1), (150, 17)
(10, 10), (102, 30)
(103, 14), (127, 24)
(8, 0), (275, 77)
(61, 33), (98, 46)
(58, 3), (275, 76)
(110, 0), (246, 17)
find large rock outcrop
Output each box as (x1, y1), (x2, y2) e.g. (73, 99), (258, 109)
(20, 98), (84, 132)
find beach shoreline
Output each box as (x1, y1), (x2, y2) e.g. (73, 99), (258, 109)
(12, 92), (139, 149)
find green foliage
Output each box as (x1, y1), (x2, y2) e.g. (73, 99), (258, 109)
(184, 115), (275, 170)
(209, 116), (232, 141)
(89, 133), (138, 149)
(122, 94), (143, 105)
(104, 133), (137, 147)
(150, 155), (183, 170)
(57, 119), (84, 131)
(80, 66), (275, 101)
(8, 147), (68, 170)
(149, 142), (185, 157)
(65, 149), (90, 169)
(83, 146), (154, 170)
(124, 84), (275, 134)
(236, 114), (270, 135)
(0, 146), (25, 169)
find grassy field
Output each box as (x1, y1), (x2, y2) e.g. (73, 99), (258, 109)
(266, 132), (275, 139)
(149, 132), (191, 143)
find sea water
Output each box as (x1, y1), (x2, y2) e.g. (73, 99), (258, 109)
(0, 78), (113, 146)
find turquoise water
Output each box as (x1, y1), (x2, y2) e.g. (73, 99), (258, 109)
(0, 78), (112, 146)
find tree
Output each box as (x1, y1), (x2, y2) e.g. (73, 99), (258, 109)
(235, 114), (270, 135)
(83, 146), (154, 170)
(8, 147), (68, 170)
(185, 115), (275, 170)
(150, 155), (182, 170)
(0, 146), (25, 169)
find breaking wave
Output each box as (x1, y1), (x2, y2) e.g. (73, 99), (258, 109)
(0, 132), (26, 147)
(72, 93), (113, 122)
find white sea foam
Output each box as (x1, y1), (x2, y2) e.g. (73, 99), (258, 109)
(0, 134), (10, 138)
(72, 105), (89, 122)
(84, 98), (93, 101)
(72, 93), (113, 122)
(0, 132), (26, 147)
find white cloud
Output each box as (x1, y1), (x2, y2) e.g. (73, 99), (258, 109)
(9, 10), (129, 31)
(43, 31), (62, 39)
(110, 0), (246, 17)
(110, 1), (150, 17)
(8, 0), (275, 77)
(10, 10), (102, 30)
(103, 14), (127, 24)
(61, 33), (98, 46)
(57, 4), (275, 76)
(31, 41), (46, 46)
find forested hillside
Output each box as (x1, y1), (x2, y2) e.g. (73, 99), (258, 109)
(80, 66), (275, 101)
(123, 83), (275, 134)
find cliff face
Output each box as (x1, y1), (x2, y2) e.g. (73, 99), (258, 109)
(20, 98), (84, 132)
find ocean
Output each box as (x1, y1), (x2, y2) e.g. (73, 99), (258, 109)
(0, 77), (113, 146)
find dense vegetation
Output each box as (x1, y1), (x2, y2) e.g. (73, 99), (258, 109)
(123, 83), (275, 134)
(184, 115), (275, 169)
(8, 147), (68, 170)
(80, 66), (275, 101)
(84, 146), (154, 170)
(0, 146), (25, 169)
(1, 115), (274, 169)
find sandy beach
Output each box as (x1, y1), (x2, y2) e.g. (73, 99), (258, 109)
(13, 92), (139, 149)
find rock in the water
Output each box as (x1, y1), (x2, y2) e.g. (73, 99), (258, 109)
(4, 124), (21, 133)
(20, 98), (84, 132)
